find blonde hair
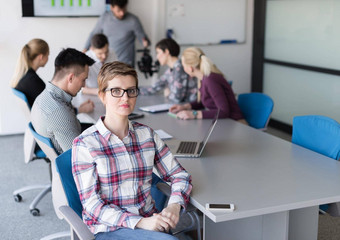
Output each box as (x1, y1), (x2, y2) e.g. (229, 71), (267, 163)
(182, 47), (223, 76)
(11, 39), (49, 88)
(98, 61), (138, 93)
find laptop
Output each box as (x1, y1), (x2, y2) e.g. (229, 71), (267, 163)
(166, 109), (220, 158)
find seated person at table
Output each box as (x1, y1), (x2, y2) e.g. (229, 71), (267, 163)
(72, 61), (192, 240)
(140, 38), (197, 103)
(11, 38), (49, 107)
(82, 33), (117, 95)
(31, 48), (95, 154)
(170, 47), (246, 123)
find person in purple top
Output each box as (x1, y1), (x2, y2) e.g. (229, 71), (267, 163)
(169, 47), (247, 124)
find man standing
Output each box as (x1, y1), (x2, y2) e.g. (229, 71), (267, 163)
(31, 48), (95, 154)
(82, 33), (117, 95)
(83, 0), (149, 67)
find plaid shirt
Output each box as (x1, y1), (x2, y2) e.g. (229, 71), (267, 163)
(72, 117), (192, 234)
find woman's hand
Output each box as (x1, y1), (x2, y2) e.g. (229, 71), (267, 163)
(160, 203), (181, 229)
(176, 110), (195, 120)
(136, 214), (171, 232)
(175, 110), (202, 120)
(169, 103), (191, 113)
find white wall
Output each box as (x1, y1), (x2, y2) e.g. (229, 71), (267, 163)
(0, 0), (253, 135)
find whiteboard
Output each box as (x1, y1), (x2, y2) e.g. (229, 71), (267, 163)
(166, 0), (247, 45)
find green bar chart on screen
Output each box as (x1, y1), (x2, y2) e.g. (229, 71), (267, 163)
(34, 0), (105, 16)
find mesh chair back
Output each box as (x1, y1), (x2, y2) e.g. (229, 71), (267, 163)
(56, 149), (83, 218)
(292, 115), (340, 160)
(238, 92), (274, 130)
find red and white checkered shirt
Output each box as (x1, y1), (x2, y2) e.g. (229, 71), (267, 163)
(72, 117), (192, 234)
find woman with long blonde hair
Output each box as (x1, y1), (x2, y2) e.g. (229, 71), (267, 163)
(11, 38), (49, 107)
(170, 47), (246, 123)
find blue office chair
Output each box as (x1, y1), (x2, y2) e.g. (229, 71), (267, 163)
(56, 149), (95, 240)
(237, 92), (274, 130)
(56, 149), (201, 240)
(28, 122), (70, 240)
(292, 115), (340, 215)
(12, 88), (52, 216)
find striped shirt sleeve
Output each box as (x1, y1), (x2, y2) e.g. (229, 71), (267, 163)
(152, 131), (192, 208)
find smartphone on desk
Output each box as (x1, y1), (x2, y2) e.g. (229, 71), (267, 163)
(206, 203), (235, 212)
(128, 113), (144, 120)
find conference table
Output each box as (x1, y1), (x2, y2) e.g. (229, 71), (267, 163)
(73, 93), (340, 240)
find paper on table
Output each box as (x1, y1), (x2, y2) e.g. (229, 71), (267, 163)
(139, 103), (173, 113)
(155, 129), (173, 140)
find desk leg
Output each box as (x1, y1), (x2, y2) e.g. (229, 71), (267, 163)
(289, 206), (318, 240)
(262, 211), (289, 240)
(203, 212), (289, 240)
(203, 207), (318, 240)
(204, 215), (263, 240)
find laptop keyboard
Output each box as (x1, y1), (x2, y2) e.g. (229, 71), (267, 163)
(177, 141), (198, 154)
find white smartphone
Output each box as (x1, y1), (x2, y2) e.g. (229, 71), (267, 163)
(206, 203), (235, 212)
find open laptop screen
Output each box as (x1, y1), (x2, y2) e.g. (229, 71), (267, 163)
(197, 109), (220, 155)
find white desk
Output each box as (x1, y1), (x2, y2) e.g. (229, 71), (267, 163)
(75, 94), (340, 240)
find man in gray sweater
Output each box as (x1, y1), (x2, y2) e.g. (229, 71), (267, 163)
(83, 0), (149, 67)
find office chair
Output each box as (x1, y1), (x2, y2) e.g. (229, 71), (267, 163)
(237, 92), (274, 130)
(292, 115), (340, 216)
(56, 149), (201, 240)
(12, 88), (51, 216)
(28, 122), (70, 240)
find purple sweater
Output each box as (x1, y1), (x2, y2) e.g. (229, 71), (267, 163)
(190, 72), (244, 120)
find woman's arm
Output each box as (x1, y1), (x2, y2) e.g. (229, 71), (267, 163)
(152, 132), (192, 208)
(139, 69), (169, 96)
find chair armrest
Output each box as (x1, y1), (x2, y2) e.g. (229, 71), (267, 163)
(59, 205), (95, 240)
(156, 182), (196, 212)
(156, 182), (171, 197)
(156, 182), (202, 240)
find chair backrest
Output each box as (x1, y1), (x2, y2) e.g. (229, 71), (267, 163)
(12, 89), (44, 163)
(56, 149), (83, 218)
(28, 122), (67, 219)
(12, 88), (31, 121)
(292, 115), (340, 160)
(238, 92), (274, 130)
(55, 149), (167, 217)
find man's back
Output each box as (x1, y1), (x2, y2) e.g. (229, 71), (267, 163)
(31, 82), (81, 154)
(85, 11), (148, 66)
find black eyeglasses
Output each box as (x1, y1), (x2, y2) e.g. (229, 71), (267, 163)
(105, 88), (139, 98)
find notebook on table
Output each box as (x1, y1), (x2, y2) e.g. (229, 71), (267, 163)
(139, 103), (173, 113)
(166, 109), (220, 158)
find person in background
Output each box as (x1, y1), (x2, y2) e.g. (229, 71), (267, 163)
(11, 38), (49, 107)
(82, 33), (117, 95)
(83, 0), (149, 67)
(170, 47), (247, 123)
(31, 48), (95, 154)
(72, 61), (192, 240)
(139, 38), (197, 103)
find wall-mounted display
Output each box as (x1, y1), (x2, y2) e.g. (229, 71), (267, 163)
(22, 0), (108, 17)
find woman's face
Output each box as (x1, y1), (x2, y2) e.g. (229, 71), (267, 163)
(156, 48), (169, 66)
(100, 75), (137, 118)
(181, 57), (194, 77)
(41, 51), (49, 67)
